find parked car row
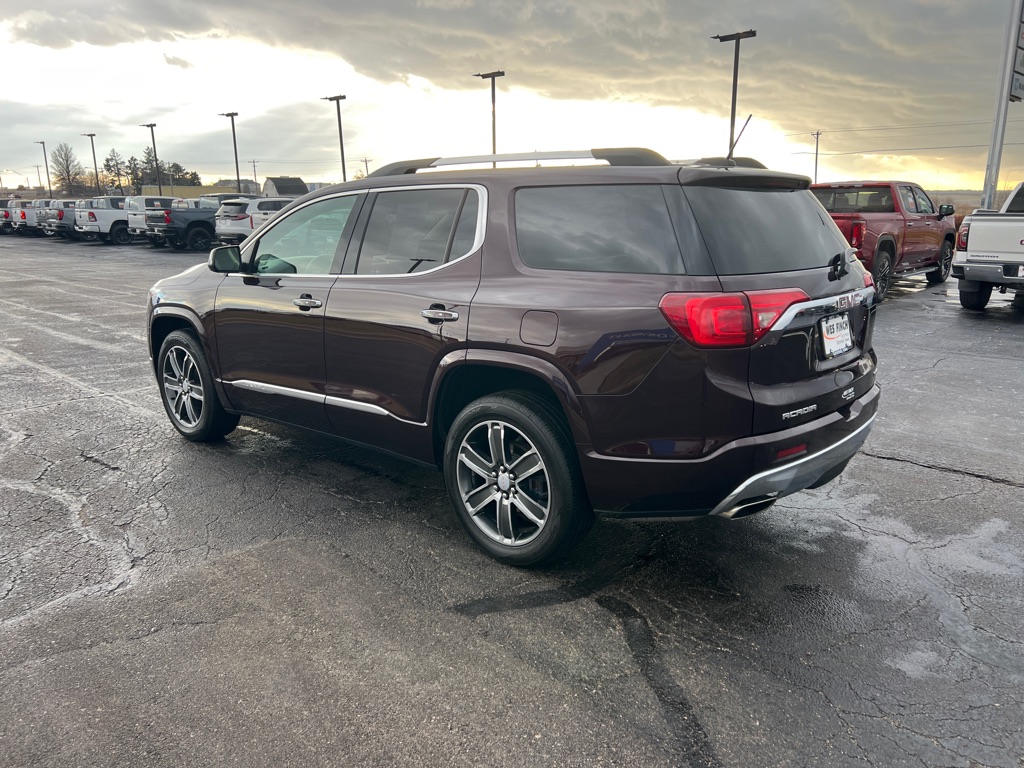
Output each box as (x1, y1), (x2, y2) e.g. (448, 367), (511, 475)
(0, 193), (293, 249)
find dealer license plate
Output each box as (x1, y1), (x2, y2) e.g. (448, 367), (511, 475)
(821, 313), (853, 358)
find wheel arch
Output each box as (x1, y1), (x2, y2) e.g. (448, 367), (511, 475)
(429, 350), (589, 467)
(150, 308), (205, 374)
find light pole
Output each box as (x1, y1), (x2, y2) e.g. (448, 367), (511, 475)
(473, 70), (505, 163)
(34, 141), (52, 197)
(711, 29), (756, 159)
(219, 112), (242, 193)
(82, 133), (100, 193)
(140, 123), (162, 194)
(321, 95), (347, 182)
(812, 130), (821, 183)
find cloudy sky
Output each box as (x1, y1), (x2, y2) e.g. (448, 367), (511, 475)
(1, 0), (1022, 193)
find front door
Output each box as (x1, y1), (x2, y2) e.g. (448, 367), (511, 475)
(214, 193), (362, 431)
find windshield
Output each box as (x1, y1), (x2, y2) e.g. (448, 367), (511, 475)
(683, 186), (848, 275)
(812, 186), (894, 213)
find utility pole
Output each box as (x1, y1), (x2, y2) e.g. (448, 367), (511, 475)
(82, 133), (100, 193)
(34, 141), (51, 197)
(34, 165), (42, 187)
(360, 157), (372, 176)
(812, 130), (822, 183)
(250, 159), (258, 183)
(712, 30), (757, 159)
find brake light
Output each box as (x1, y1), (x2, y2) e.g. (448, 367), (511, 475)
(249, 214), (255, 228)
(849, 221), (866, 249)
(88, 211), (97, 222)
(659, 289), (809, 348)
(956, 222), (969, 251)
(58, 209), (64, 220)
(20, 210), (26, 220)
(164, 210), (172, 225)
(863, 272), (875, 289)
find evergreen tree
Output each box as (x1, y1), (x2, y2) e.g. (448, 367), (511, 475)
(102, 148), (127, 194)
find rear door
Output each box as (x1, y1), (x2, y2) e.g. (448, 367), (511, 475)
(680, 180), (876, 436)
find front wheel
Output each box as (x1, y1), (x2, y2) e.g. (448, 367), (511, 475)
(443, 392), (593, 567)
(187, 227), (212, 251)
(872, 251), (893, 301)
(959, 284), (992, 311)
(157, 330), (240, 441)
(926, 241), (953, 284)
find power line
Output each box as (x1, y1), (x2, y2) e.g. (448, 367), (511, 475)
(794, 141), (1024, 157)
(783, 117), (1024, 138)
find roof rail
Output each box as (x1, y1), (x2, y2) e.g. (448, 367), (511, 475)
(367, 147), (671, 177)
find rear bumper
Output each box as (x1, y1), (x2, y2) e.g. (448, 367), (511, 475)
(75, 224), (100, 233)
(953, 262), (1024, 286)
(585, 384), (880, 519)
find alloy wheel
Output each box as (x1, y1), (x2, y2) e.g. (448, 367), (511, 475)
(161, 345), (206, 429)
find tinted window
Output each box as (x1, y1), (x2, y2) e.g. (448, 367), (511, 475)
(898, 186), (918, 213)
(913, 188), (935, 215)
(450, 193), (479, 258)
(356, 188), (469, 276)
(258, 200), (287, 212)
(812, 187), (893, 213)
(683, 186), (847, 275)
(251, 195), (357, 275)
(218, 202), (247, 215)
(515, 185), (683, 274)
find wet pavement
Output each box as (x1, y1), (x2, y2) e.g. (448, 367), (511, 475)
(1, 235), (1022, 767)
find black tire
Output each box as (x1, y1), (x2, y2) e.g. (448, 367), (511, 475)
(148, 236), (167, 248)
(872, 250), (893, 301)
(169, 237), (188, 251)
(187, 227), (213, 251)
(79, 233), (97, 242)
(443, 391), (594, 567)
(98, 233), (110, 243)
(156, 330), (240, 441)
(109, 223), (132, 246)
(926, 240), (953, 284)
(959, 284), (992, 311)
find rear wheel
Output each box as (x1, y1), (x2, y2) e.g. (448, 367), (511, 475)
(109, 223), (132, 245)
(157, 330), (239, 441)
(872, 251), (893, 301)
(443, 392), (593, 567)
(187, 227), (213, 251)
(926, 241), (953, 284)
(959, 284), (992, 311)
(169, 237), (188, 251)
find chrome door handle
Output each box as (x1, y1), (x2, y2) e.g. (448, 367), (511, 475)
(293, 297), (322, 309)
(421, 309), (459, 321)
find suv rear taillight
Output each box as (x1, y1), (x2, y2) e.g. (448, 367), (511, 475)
(956, 222), (969, 251)
(849, 221), (866, 249)
(659, 289), (810, 348)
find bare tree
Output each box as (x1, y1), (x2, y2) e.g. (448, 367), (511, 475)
(50, 142), (86, 196)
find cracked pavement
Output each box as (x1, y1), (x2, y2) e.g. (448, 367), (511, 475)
(0, 237), (1022, 767)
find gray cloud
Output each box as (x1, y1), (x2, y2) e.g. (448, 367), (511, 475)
(1, 0), (1021, 183)
(163, 54), (193, 69)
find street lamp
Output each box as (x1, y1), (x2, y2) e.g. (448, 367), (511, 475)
(140, 123), (162, 194)
(219, 112), (242, 193)
(321, 95), (347, 182)
(82, 133), (100, 193)
(711, 29), (756, 159)
(34, 141), (52, 197)
(473, 70), (505, 163)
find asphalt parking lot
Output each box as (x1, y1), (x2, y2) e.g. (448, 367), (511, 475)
(1, 234), (1022, 768)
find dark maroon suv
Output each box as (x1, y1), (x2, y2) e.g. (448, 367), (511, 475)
(147, 148), (879, 566)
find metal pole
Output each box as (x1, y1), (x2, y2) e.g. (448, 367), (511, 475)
(321, 96), (347, 182)
(813, 130), (821, 183)
(473, 71), (505, 167)
(82, 133), (100, 193)
(141, 124), (162, 195)
(220, 112), (241, 193)
(981, 0), (1024, 210)
(712, 31), (756, 160)
(34, 141), (51, 197)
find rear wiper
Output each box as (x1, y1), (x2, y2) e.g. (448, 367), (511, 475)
(827, 249), (851, 282)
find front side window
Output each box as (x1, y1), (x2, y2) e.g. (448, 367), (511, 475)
(913, 188), (935, 215)
(515, 185), (684, 274)
(355, 188), (477, 276)
(250, 195), (358, 275)
(899, 186), (918, 213)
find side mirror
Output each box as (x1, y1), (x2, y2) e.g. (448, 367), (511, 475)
(938, 204), (955, 219)
(208, 245), (242, 273)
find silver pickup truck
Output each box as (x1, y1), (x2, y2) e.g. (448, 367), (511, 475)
(953, 182), (1024, 310)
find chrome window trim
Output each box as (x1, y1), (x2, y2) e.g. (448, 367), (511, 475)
(222, 379), (426, 426)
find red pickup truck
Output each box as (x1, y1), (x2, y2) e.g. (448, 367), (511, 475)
(811, 181), (957, 300)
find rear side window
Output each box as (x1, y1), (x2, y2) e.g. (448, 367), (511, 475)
(356, 188), (475, 276)
(218, 202), (247, 215)
(683, 186), (847, 275)
(258, 200), (287, 212)
(515, 185), (684, 274)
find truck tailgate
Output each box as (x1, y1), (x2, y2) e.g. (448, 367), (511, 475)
(967, 214), (1024, 264)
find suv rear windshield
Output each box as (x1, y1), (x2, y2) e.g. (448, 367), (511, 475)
(515, 185), (684, 274)
(683, 186), (847, 275)
(218, 202), (248, 215)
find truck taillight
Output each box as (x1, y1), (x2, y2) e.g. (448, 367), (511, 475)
(57, 209), (64, 220)
(164, 210), (172, 225)
(659, 289), (810, 348)
(849, 222), (866, 249)
(20, 211), (26, 220)
(88, 211), (97, 222)
(956, 222), (969, 251)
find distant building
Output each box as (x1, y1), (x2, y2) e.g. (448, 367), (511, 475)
(263, 177), (308, 198)
(213, 178), (261, 195)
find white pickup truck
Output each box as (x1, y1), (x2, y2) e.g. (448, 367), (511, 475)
(953, 182), (1024, 310)
(74, 195), (131, 245)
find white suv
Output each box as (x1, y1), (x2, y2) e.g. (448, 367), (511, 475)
(215, 197), (292, 244)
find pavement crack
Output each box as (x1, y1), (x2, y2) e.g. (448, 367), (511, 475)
(861, 451), (1024, 489)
